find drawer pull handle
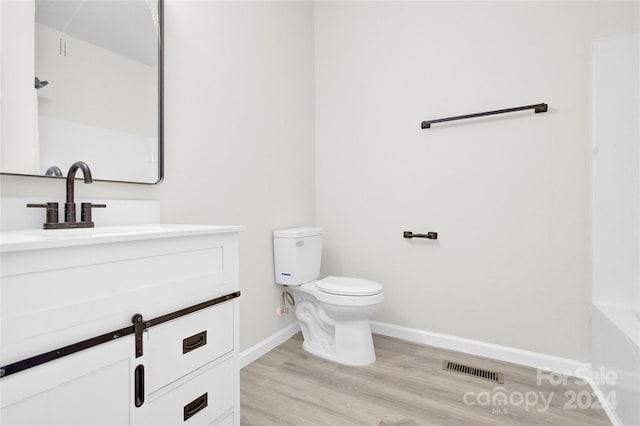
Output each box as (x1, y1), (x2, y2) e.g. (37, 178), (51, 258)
(183, 330), (207, 354)
(134, 364), (145, 407)
(183, 392), (208, 421)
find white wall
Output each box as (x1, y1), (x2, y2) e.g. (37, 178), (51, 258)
(35, 23), (157, 138)
(314, 1), (639, 361)
(38, 116), (157, 182)
(0, 0), (315, 352)
(1, 1), (38, 174)
(2, 1), (637, 363)
(160, 0), (315, 351)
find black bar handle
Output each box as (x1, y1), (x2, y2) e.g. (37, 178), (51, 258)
(183, 331), (207, 354)
(80, 202), (107, 223)
(134, 364), (145, 407)
(404, 231), (438, 240)
(422, 103), (547, 129)
(27, 202), (59, 225)
(184, 393), (208, 421)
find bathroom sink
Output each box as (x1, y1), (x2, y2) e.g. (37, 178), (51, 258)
(0, 224), (244, 252)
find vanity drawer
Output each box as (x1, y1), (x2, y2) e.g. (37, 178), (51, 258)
(146, 301), (234, 392)
(147, 357), (234, 426)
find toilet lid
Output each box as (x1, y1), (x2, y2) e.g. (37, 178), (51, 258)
(316, 276), (383, 296)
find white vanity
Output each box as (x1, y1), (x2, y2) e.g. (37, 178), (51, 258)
(0, 224), (243, 425)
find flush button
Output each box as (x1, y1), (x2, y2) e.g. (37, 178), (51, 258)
(296, 241), (304, 247)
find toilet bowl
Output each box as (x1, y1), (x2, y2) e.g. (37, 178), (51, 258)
(294, 277), (383, 365)
(273, 228), (384, 366)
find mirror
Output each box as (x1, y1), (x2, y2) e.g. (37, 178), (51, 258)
(0, 0), (163, 184)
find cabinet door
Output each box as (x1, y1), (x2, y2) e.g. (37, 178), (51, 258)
(1, 336), (141, 426)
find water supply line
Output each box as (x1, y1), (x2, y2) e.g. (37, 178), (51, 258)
(276, 285), (295, 316)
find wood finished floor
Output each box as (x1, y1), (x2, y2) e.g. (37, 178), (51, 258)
(240, 333), (611, 426)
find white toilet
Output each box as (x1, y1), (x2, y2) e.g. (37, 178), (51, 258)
(273, 227), (384, 366)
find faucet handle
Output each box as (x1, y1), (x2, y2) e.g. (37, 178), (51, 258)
(80, 203), (107, 224)
(27, 202), (59, 226)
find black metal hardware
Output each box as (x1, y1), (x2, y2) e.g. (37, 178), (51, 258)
(404, 231), (438, 240)
(183, 331), (207, 354)
(184, 393), (208, 421)
(45, 166), (63, 176)
(0, 291), (241, 378)
(26, 161), (109, 229)
(421, 103), (547, 129)
(65, 161), (93, 223)
(27, 199), (107, 229)
(34, 76), (49, 89)
(134, 364), (145, 407)
(26, 202), (59, 225)
(132, 313), (145, 358)
(40, 221), (95, 230)
(145, 291), (241, 329)
(80, 203), (107, 225)
(0, 324), (133, 378)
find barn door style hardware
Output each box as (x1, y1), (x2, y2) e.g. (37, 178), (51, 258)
(421, 103), (548, 129)
(0, 291), (241, 378)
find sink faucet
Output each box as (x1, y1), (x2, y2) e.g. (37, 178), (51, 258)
(65, 161), (93, 223)
(26, 161), (106, 229)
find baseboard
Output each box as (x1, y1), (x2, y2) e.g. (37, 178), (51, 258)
(239, 322), (300, 369)
(240, 320), (591, 377)
(370, 321), (591, 379)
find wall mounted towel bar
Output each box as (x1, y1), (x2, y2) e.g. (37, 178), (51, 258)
(421, 103), (547, 129)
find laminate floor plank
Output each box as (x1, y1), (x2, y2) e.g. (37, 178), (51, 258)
(241, 333), (611, 426)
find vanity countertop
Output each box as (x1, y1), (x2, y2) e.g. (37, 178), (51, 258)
(0, 224), (245, 253)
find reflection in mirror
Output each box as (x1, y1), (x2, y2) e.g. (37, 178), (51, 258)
(0, 0), (163, 184)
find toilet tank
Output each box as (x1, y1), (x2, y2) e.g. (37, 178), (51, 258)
(273, 227), (322, 285)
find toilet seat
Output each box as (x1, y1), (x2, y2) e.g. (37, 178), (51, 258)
(316, 276), (383, 296)
(300, 281), (384, 307)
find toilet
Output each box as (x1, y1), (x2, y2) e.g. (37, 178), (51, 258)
(273, 227), (384, 366)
